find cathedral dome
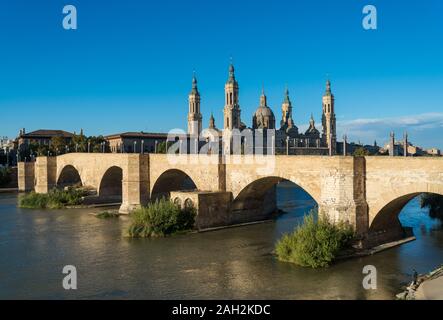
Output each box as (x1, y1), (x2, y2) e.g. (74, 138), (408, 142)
(254, 105), (274, 118)
(304, 114), (320, 137)
(252, 90), (276, 129)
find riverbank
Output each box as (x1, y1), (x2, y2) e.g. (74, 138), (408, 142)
(397, 265), (443, 300)
(0, 188), (18, 193)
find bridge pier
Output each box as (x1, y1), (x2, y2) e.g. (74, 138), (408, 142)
(119, 154), (150, 214)
(18, 162), (35, 192)
(35, 156), (57, 193)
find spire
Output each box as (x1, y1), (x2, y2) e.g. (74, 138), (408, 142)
(283, 85), (291, 104)
(260, 86), (267, 107)
(209, 112), (215, 129)
(227, 58), (236, 83)
(324, 79), (332, 96)
(310, 113), (315, 125)
(190, 71), (199, 95)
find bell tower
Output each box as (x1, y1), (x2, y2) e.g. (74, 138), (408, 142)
(280, 86), (293, 129)
(187, 72), (202, 136)
(223, 62), (241, 131)
(321, 79), (337, 155)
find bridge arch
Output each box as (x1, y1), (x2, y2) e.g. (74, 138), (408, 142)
(57, 165), (83, 188)
(151, 169), (198, 201)
(98, 166), (123, 202)
(368, 184), (443, 245)
(369, 183), (443, 229)
(231, 176), (318, 224)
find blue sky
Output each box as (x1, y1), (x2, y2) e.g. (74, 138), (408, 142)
(0, 0), (442, 148)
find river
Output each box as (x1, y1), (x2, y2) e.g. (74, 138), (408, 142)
(1, 184), (442, 300)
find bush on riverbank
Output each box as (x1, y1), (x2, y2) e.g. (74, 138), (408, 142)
(275, 210), (354, 268)
(127, 198), (196, 238)
(19, 187), (87, 209)
(0, 167), (12, 187)
(420, 193), (443, 221)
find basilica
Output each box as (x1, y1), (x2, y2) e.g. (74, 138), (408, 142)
(187, 63), (337, 155)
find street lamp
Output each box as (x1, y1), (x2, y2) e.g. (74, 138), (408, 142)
(87, 142), (90, 153)
(155, 140), (158, 153)
(133, 141), (137, 153)
(5, 147), (9, 167)
(141, 140), (144, 154)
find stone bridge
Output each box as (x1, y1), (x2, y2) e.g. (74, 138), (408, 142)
(18, 153), (443, 247)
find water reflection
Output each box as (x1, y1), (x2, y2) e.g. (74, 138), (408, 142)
(0, 189), (442, 299)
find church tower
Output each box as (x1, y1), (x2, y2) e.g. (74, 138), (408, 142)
(321, 79), (337, 155)
(280, 86), (293, 130)
(187, 72), (202, 136)
(223, 62), (241, 131)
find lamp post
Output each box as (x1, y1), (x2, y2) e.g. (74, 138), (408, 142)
(5, 148), (9, 167)
(155, 140), (158, 154)
(286, 136), (289, 155)
(141, 140), (144, 154)
(87, 142), (90, 153)
(133, 141), (137, 153)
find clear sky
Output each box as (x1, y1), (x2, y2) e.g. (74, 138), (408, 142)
(0, 0), (442, 149)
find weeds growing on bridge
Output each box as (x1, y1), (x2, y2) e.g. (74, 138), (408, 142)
(19, 187), (87, 209)
(127, 198), (196, 238)
(275, 210), (354, 268)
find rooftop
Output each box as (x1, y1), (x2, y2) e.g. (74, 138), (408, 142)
(21, 129), (74, 138)
(104, 132), (170, 139)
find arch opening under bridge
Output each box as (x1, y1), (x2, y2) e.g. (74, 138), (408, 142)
(151, 169), (198, 201)
(369, 190), (443, 246)
(98, 166), (123, 203)
(231, 176), (318, 225)
(57, 165), (82, 188)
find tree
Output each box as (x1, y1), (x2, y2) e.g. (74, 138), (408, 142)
(353, 147), (370, 157)
(72, 129), (87, 152)
(156, 141), (168, 154)
(87, 135), (107, 153)
(51, 136), (67, 155)
(420, 193), (443, 220)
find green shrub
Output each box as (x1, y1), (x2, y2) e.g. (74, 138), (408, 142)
(19, 187), (87, 209)
(420, 193), (443, 220)
(0, 167), (12, 187)
(275, 210), (354, 268)
(128, 198), (196, 238)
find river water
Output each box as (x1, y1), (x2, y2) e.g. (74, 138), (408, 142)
(1, 184), (442, 300)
